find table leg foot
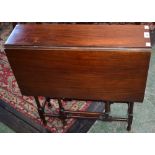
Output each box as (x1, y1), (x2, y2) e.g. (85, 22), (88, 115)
(127, 102), (134, 131)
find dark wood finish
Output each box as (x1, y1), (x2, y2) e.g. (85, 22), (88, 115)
(5, 49), (150, 102)
(57, 99), (66, 126)
(5, 24), (151, 102)
(4, 24), (151, 131)
(127, 102), (134, 131)
(67, 101), (104, 133)
(5, 24), (150, 48)
(40, 98), (130, 130)
(34, 96), (47, 125)
(105, 101), (111, 119)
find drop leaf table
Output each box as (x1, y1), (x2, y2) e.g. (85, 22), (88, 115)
(5, 24), (151, 131)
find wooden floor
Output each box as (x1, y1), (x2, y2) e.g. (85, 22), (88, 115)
(0, 99), (104, 133)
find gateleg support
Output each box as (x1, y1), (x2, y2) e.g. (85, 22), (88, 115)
(34, 96), (47, 126)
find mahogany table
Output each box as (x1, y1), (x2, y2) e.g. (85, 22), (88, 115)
(5, 24), (151, 131)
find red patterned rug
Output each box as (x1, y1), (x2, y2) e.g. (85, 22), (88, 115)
(0, 24), (91, 132)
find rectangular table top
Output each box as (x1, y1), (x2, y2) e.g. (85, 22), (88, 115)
(5, 24), (151, 102)
(5, 24), (151, 49)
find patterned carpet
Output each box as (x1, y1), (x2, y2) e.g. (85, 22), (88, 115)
(0, 23), (91, 132)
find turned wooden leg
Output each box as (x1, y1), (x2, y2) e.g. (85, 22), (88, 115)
(34, 96), (47, 125)
(127, 102), (134, 131)
(58, 99), (66, 126)
(105, 101), (111, 119)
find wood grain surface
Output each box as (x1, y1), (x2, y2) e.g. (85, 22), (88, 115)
(5, 24), (150, 48)
(5, 24), (151, 102)
(5, 49), (150, 102)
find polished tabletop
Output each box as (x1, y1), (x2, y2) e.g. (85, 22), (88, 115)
(5, 24), (151, 49)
